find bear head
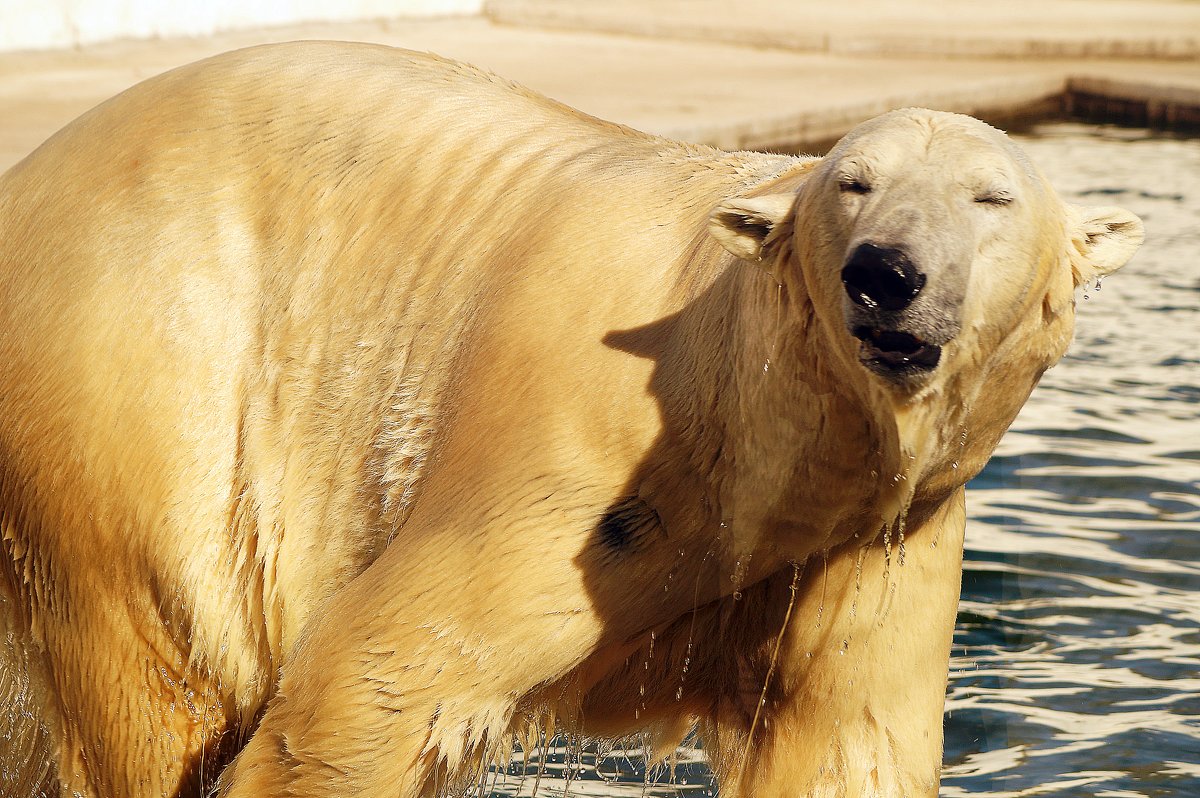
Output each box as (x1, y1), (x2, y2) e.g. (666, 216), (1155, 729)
(709, 108), (1144, 401)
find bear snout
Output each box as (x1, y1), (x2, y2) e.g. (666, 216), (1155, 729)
(841, 243), (926, 312)
(839, 242), (965, 385)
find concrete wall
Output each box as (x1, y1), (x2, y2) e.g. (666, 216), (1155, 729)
(0, 0), (483, 52)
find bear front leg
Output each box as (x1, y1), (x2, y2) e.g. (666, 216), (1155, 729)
(215, 526), (608, 798)
(705, 489), (967, 798)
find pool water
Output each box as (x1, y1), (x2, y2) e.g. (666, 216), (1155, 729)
(487, 122), (1200, 798)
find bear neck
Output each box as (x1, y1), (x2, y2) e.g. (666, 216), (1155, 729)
(643, 253), (906, 577)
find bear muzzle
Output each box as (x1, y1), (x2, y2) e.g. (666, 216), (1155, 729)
(841, 242), (958, 385)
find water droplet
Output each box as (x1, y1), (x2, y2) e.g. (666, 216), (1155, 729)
(733, 591), (743, 600)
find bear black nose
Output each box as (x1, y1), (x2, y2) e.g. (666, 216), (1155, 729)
(841, 243), (926, 312)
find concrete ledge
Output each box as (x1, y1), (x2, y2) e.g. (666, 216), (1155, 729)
(1068, 75), (1200, 108)
(486, 0), (1200, 60)
(1067, 77), (1200, 129)
(0, 0), (483, 53)
(669, 75), (1067, 152)
(829, 36), (1200, 61)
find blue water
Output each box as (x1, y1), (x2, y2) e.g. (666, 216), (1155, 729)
(488, 123), (1200, 797)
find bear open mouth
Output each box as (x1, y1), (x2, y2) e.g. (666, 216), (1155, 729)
(852, 326), (943, 373)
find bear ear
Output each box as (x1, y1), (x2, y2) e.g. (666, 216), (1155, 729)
(1067, 204), (1144, 287)
(708, 193), (796, 268)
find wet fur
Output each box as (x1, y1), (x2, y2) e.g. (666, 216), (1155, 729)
(0, 42), (1140, 797)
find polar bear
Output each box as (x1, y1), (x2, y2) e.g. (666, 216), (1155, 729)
(0, 42), (1141, 798)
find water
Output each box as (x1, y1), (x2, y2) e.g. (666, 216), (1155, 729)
(487, 123), (1200, 797)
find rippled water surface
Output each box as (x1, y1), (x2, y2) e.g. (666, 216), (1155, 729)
(486, 123), (1200, 797)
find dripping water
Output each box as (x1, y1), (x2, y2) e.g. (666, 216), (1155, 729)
(729, 552), (751, 601)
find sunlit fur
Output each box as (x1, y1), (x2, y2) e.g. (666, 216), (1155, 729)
(0, 43), (1141, 798)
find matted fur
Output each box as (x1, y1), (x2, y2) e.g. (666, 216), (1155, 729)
(0, 42), (1141, 797)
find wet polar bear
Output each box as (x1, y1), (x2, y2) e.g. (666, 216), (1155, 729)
(0, 41), (1141, 798)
